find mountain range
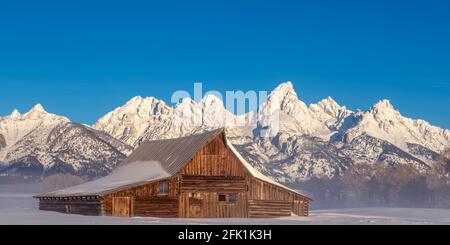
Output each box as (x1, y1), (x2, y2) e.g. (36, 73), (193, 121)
(1, 82), (448, 183)
(0, 104), (132, 179)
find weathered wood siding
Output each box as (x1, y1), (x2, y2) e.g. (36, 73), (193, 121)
(248, 200), (292, 218)
(292, 198), (310, 217)
(178, 135), (250, 218)
(133, 197), (179, 218)
(112, 197), (133, 217)
(181, 135), (246, 177)
(246, 178), (310, 217)
(101, 178), (179, 217)
(39, 198), (101, 216)
(179, 192), (248, 218)
(178, 133), (310, 218)
(248, 178), (295, 201)
(181, 176), (247, 193)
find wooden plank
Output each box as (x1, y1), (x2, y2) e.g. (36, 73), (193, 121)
(181, 136), (247, 177)
(133, 197), (179, 218)
(181, 176), (247, 193)
(112, 197), (132, 217)
(39, 199), (102, 216)
(248, 200), (293, 218)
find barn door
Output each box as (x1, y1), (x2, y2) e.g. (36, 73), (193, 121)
(188, 193), (204, 218)
(112, 197), (133, 217)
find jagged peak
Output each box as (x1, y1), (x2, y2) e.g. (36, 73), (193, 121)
(180, 97), (196, 104)
(30, 103), (46, 113)
(125, 96), (160, 106)
(18, 103), (69, 122)
(318, 96), (340, 107)
(178, 95), (223, 105)
(9, 109), (21, 119)
(174, 97), (198, 108)
(270, 81), (295, 96)
(21, 103), (48, 118)
(201, 94), (224, 105)
(116, 96), (169, 115)
(129, 95), (143, 102)
(276, 81), (294, 89)
(370, 99), (397, 113)
(310, 96), (343, 113)
(267, 81), (302, 106)
(142, 97), (165, 107)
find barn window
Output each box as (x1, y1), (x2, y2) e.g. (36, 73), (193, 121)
(218, 194), (237, 204)
(189, 193), (203, 205)
(159, 181), (169, 195)
(218, 194), (227, 202)
(229, 194), (237, 203)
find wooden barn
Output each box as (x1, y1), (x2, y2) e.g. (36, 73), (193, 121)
(35, 129), (311, 218)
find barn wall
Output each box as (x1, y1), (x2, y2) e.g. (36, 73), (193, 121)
(181, 176), (247, 193)
(292, 198), (310, 217)
(247, 177), (310, 217)
(101, 178), (179, 216)
(179, 192), (247, 218)
(178, 134), (250, 218)
(181, 134), (247, 177)
(39, 198), (102, 216)
(178, 175), (248, 218)
(247, 178), (296, 201)
(248, 200), (292, 218)
(179, 133), (310, 218)
(133, 197), (179, 218)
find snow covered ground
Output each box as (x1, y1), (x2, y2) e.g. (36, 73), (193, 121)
(1, 184), (449, 225)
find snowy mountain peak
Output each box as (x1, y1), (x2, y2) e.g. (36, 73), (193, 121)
(2, 80), (449, 182)
(321, 96), (337, 104)
(123, 96), (163, 108)
(30, 103), (46, 113)
(176, 97), (198, 108)
(92, 96), (172, 146)
(126, 95), (145, 104)
(93, 81), (449, 174)
(310, 96), (351, 121)
(201, 94), (224, 107)
(18, 104), (69, 122)
(22, 104), (47, 119)
(317, 96), (341, 109)
(116, 96), (171, 118)
(0, 105), (69, 161)
(9, 109), (21, 120)
(339, 98), (450, 153)
(269, 81), (296, 99)
(370, 99), (397, 113)
(126, 95), (155, 104)
(266, 81), (305, 109)
(275, 81), (294, 90)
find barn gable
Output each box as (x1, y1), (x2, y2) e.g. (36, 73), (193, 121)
(181, 133), (247, 177)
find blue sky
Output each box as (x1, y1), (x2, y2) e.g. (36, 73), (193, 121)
(0, 0), (449, 128)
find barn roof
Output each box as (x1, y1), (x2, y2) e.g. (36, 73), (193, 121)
(36, 128), (309, 199)
(36, 161), (171, 197)
(119, 129), (224, 175)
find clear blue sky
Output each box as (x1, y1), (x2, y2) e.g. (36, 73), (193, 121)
(1, 0), (449, 128)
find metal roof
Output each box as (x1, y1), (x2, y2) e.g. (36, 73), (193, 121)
(119, 128), (224, 175)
